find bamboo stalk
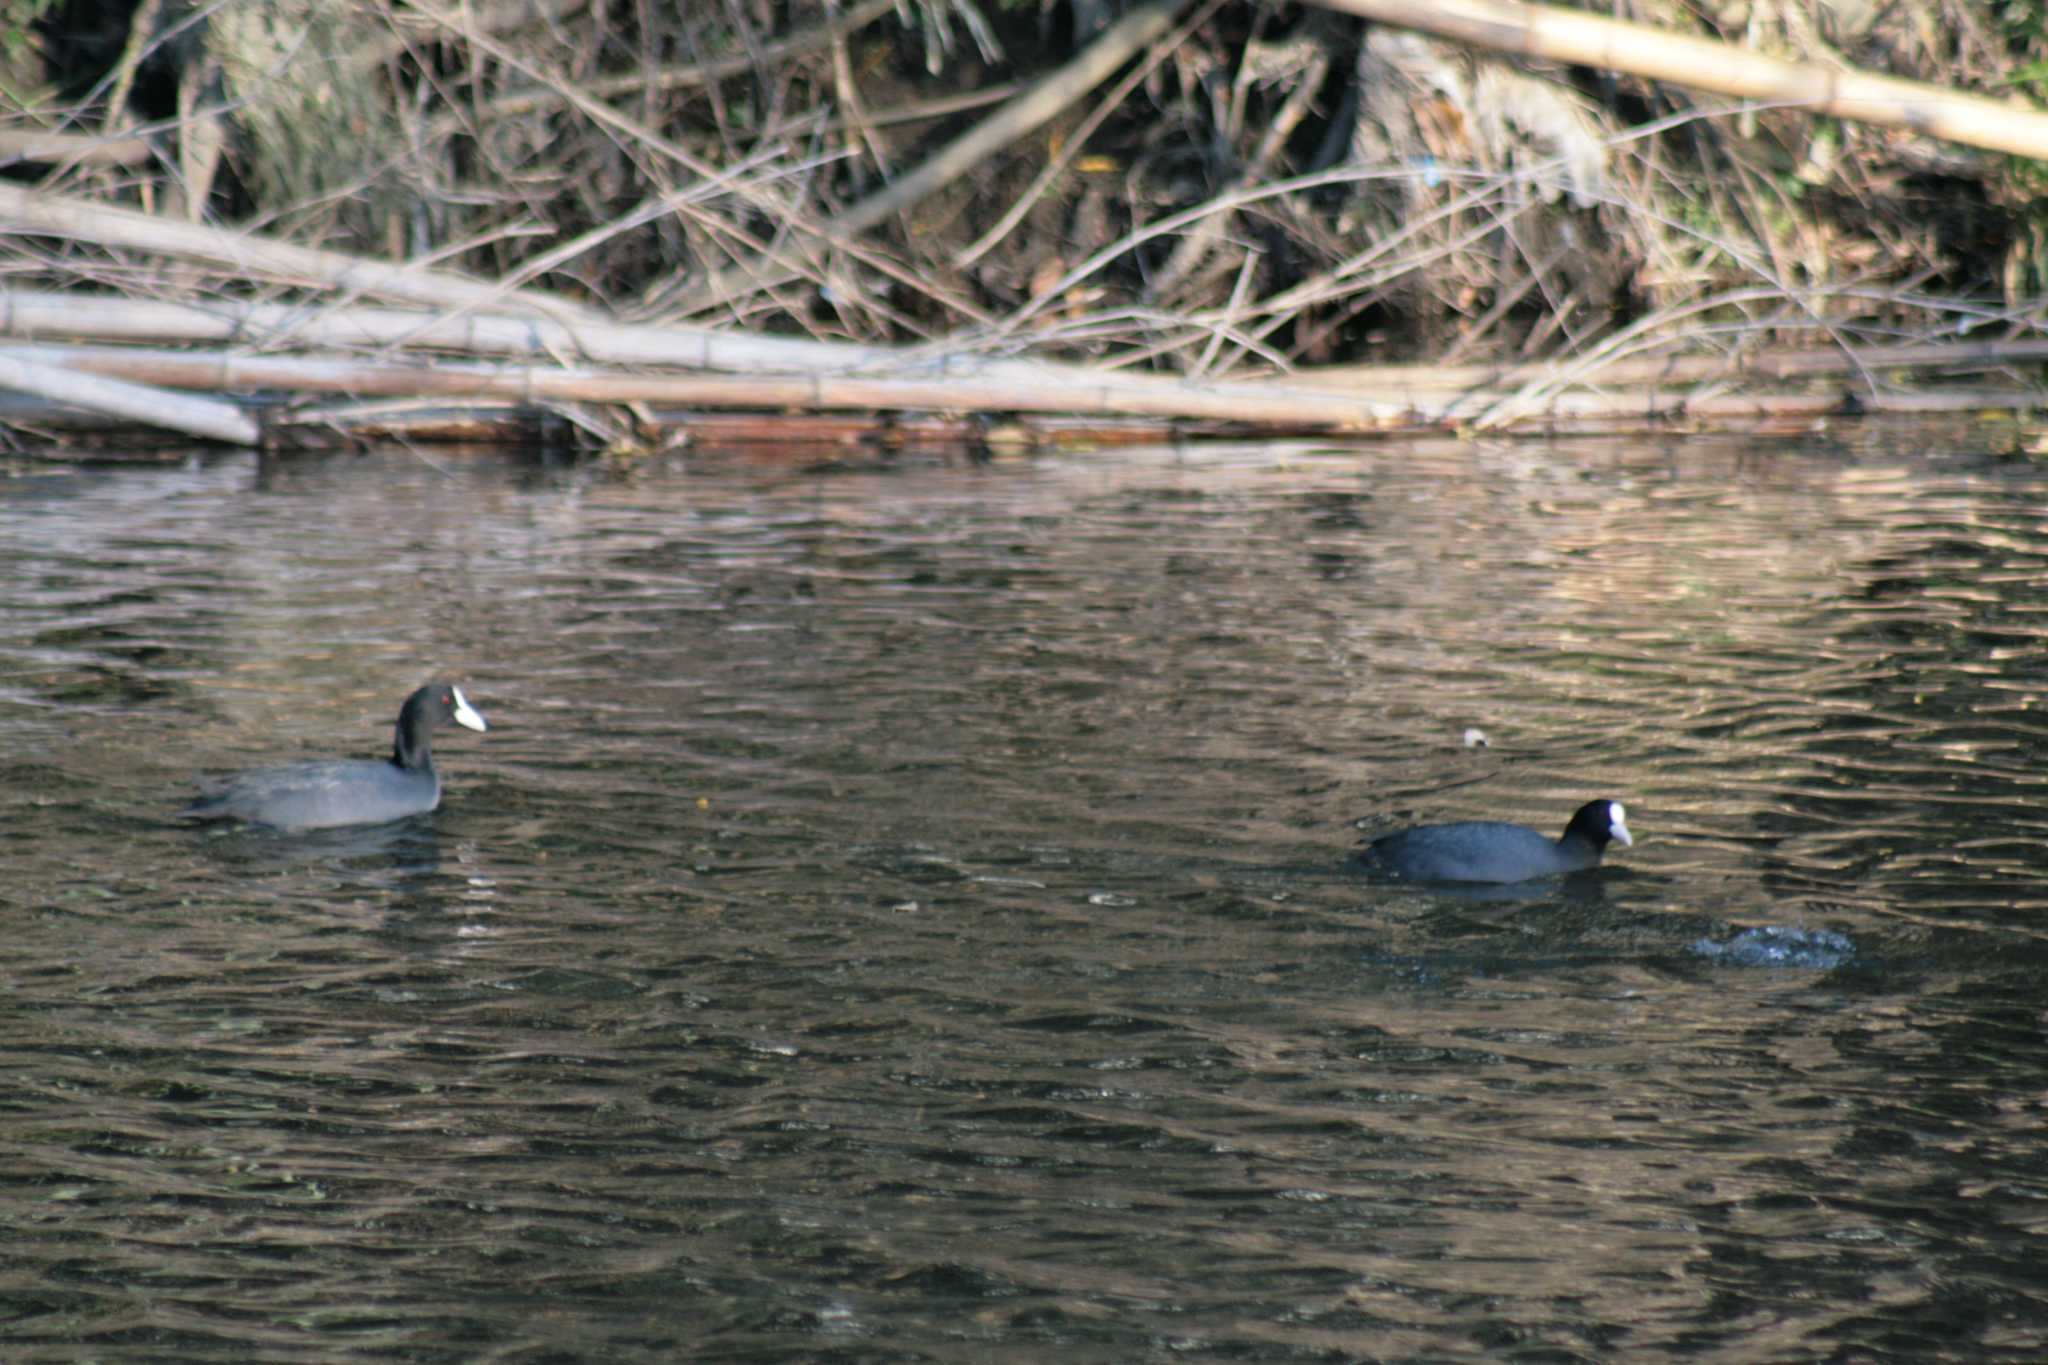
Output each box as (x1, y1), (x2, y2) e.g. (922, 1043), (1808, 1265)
(0, 341), (1410, 428)
(1311, 0), (2048, 160)
(0, 353), (260, 444)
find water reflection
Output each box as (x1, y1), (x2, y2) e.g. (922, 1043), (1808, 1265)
(5, 427), (2048, 1358)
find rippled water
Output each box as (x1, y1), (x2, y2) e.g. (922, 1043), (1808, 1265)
(6, 428), (2048, 1360)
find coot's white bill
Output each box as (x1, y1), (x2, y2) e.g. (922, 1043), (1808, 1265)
(450, 685), (488, 733)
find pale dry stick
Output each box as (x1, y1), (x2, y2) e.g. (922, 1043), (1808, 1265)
(996, 158), (1572, 376)
(1310, 0), (2048, 160)
(1711, 135), (1806, 299)
(1590, 106), (1895, 389)
(0, 127), (153, 167)
(7, 81), (264, 181)
(252, 164), (780, 359)
(96, 0), (166, 137)
(1519, 278), (1592, 357)
(590, 104), (986, 329)
(1192, 251), (1265, 378)
(434, 4), (845, 321)
(954, 0), (1228, 269)
(673, 0), (1189, 313)
(225, 137), (562, 281)
(0, 277), (1009, 385)
(0, 351), (259, 444)
(716, 126), (842, 327)
(1112, 320), (1299, 374)
(1831, 286), (2040, 335)
(1219, 7), (1276, 146)
(828, 0), (893, 177)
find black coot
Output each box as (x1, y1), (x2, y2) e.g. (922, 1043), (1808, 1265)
(1363, 799), (1631, 883)
(180, 683), (488, 831)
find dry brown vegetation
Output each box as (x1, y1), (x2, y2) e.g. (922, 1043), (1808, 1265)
(1, 0), (2046, 445)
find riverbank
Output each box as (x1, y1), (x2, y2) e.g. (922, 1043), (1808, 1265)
(3, 0), (2044, 449)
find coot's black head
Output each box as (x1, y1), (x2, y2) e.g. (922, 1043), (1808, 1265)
(1564, 799), (1631, 851)
(393, 683), (488, 768)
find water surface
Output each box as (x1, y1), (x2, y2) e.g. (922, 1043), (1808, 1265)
(4, 428), (2048, 1361)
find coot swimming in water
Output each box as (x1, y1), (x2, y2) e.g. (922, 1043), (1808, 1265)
(180, 683), (487, 831)
(1363, 799), (1631, 884)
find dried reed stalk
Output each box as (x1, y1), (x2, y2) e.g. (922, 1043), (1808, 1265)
(0, 340), (1410, 429)
(1313, 0), (2048, 159)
